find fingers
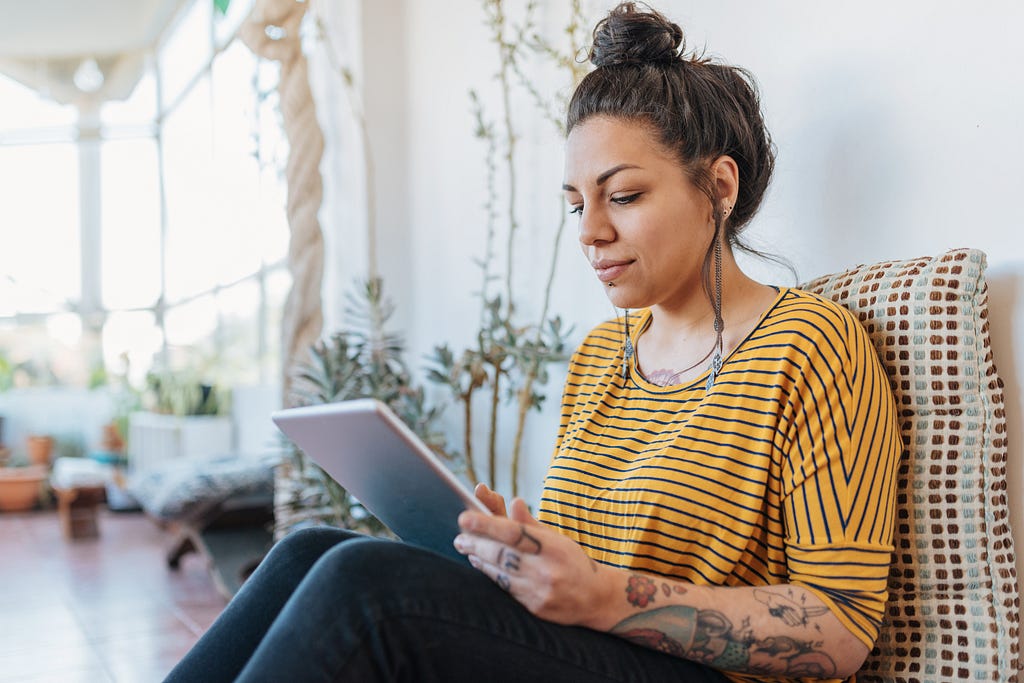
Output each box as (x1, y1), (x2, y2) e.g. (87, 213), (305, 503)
(456, 498), (545, 597)
(468, 552), (515, 592)
(454, 529), (529, 567)
(458, 502), (544, 556)
(474, 483), (508, 516)
(509, 497), (537, 524)
(459, 537), (525, 595)
(511, 524), (543, 554)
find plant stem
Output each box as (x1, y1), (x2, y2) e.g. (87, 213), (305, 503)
(539, 209), (567, 330)
(471, 91), (499, 330)
(462, 390), (478, 484)
(492, 0), (518, 320)
(510, 372), (533, 498)
(488, 361), (501, 490)
(317, 18), (379, 280)
(509, 207), (568, 495)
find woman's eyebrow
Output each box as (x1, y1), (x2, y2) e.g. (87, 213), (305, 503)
(562, 164), (642, 193)
(596, 163), (640, 185)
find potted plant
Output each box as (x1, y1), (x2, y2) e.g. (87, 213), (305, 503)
(127, 372), (232, 473)
(26, 434), (55, 467)
(0, 457), (48, 512)
(278, 279), (451, 538)
(0, 414), (8, 467)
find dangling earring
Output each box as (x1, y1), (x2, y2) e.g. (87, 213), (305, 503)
(705, 228), (725, 392)
(622, 309), (634, 381)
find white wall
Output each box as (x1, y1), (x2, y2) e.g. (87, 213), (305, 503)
(320, 0), (1024, 572)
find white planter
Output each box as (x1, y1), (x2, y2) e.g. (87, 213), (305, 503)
(128, 412), (233, 474)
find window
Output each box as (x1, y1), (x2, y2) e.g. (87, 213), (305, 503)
(0, 141), (81, 313)
(0, 72), (77, 132)
(0, 0), (290, 391)
(101, 138), (161, 310)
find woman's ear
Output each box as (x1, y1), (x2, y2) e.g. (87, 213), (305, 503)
(710, 155), (740, 212)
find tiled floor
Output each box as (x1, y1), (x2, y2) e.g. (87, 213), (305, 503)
(0, 509), (227, 682)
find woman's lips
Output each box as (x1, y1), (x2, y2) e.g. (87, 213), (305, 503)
(593, 260), (633, 282)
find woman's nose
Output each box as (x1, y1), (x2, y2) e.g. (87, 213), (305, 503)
(578, 205), (615, 246)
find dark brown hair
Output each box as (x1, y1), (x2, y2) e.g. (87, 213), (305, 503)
(568, 2), (779, 286)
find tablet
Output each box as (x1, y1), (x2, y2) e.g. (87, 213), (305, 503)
(271, 398), (487, 563)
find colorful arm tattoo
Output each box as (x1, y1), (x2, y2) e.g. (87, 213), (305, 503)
(612, 578), (837, 676)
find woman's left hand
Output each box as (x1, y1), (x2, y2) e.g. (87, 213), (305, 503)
(455, 498), (613, 628)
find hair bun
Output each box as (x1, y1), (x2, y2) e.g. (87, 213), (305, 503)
(589, 2), (685, 68)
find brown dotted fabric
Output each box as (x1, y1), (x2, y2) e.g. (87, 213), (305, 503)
(800, 248), (1020, 682)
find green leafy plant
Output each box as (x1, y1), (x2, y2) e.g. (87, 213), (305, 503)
(276, 279), (451, 537)
(144, 372), (227, 417)
(426, 0), (585, 496)
(0, 352), (13, 392)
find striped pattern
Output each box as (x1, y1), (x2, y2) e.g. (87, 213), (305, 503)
(539, 288), (901, 675)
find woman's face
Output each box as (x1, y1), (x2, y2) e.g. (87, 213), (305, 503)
(563, 116), (715, 313)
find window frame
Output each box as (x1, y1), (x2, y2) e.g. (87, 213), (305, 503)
(0, 0), (288, 388)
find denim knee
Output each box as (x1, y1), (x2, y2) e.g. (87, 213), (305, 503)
(275, 525), (352, 553)
(255, 525), (362, 578)
(308, 537), (468, 611)
(310, 536), (404, 587)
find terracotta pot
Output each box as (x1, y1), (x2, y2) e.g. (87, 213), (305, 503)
(100, 422), (124, 454)
(0, 465), (48, 512)
(26, 435), (55, 467)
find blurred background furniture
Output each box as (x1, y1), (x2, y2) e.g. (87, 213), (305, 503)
(126, 384), (281, 598)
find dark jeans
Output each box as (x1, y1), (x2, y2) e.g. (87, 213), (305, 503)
(164, 527), (728, 682)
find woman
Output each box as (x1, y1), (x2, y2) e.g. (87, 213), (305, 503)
(166, 4), (899, 682)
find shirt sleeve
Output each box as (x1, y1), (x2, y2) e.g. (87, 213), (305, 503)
(780, 299), (902, 648)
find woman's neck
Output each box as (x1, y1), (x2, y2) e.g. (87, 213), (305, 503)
(636, 261), (779, 386)
(646, 250), (762, 339)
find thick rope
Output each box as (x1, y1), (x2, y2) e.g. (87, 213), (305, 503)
(239, 0), (325, 403)
(240, 0), (326, 536)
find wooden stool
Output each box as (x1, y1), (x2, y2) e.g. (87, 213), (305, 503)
(53, 485), (106, 540)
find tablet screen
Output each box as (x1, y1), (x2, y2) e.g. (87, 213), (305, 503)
(272, 399), (487, 563)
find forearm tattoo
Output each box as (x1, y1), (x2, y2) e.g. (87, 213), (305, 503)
(613, 578), (837, 677)
(626, 574), (686, 607)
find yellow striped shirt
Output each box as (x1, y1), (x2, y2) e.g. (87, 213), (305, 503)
(538, 288), (901, 682)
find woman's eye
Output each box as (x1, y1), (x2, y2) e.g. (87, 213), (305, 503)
(568, 205), (583, 215)
(611, 192), (642, 205)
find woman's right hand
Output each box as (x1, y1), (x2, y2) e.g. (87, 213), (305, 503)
(474, 483), (507, 516)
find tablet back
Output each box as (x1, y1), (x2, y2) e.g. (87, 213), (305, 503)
(272, 399), (485, 563)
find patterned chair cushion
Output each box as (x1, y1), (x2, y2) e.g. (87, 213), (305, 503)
(800, 248), (1020, 681)
(128, 453), (276, 521)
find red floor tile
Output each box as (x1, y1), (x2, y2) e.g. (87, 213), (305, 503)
(0, 509), (226, 682)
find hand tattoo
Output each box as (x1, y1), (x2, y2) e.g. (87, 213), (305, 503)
(514, 525), (542, 554)
(496, 573), (511, 592)
(497, 547), (521, 572)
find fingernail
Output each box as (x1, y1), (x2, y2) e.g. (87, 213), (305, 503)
(468, 555), (481, 569)
(453, 535), (465, 551)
